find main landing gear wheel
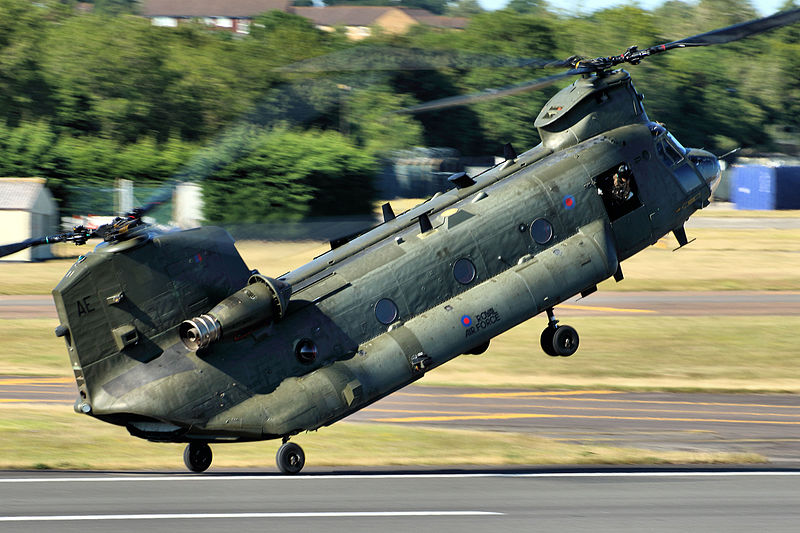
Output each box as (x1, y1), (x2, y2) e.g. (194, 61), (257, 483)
(276, 441), (305, 474)
(552, 325), (579, 356)
(540, 326), (557, 356)
(183, 442), (212, 473)
(540, 308), (580, 357)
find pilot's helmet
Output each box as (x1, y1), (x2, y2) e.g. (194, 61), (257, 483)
(618, 164), (629, 174)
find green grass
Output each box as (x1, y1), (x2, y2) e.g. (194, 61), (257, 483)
(422, 316), (800, 393)
(4, 315), (800, 393)
(0, 319), (70, 376)
(3, 226), (800, 294)
(0, 405), (763, 470)
(695, 209), (800, 218)
(602, 228), (800, 291)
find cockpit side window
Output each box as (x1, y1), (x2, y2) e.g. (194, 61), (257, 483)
(672, 162), (704, 193)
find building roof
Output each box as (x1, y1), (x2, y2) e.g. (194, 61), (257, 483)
(294, 6), (467, 29)
(0, 178), (47, 211)
(140, 0), (291, 17)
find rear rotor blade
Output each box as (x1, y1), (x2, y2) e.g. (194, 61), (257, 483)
(0, 226), (95, 259)
(396, 69), (586, 114)
(0, 238), (47, 259)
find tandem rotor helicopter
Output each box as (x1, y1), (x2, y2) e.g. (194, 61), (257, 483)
(1, 8), (799, 474)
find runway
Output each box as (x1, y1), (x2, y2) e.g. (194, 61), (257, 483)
(1, 470), (799, 532)
(5, 377), (800, 462)
(3, 291), (800, 318)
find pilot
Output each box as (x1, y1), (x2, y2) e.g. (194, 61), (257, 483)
(611, 164), (633, 202)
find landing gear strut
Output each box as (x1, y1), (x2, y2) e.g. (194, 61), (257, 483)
(183, 442), (212, 473)
(540, 308), (579, 357)
(276, 440), (305, 474)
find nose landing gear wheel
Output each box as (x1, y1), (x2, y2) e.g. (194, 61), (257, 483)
(183, 442), (212, 473)
(276, 441), (305, 474)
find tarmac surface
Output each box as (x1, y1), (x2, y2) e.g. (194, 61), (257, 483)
(1, 469), (799, 532)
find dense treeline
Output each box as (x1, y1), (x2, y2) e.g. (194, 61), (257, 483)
(0, 0), (797, 222)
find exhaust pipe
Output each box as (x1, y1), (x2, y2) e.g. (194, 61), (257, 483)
(179, 275), (291, 351)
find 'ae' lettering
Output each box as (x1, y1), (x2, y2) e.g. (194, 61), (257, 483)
(76, 296), (95, 317)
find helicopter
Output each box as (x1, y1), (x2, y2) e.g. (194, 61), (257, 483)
(1, 8), (798, 475)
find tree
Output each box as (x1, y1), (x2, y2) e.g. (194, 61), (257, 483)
(0, 121), (55, 177)
(506, 0), (548, 16)
(344, 86), (424, 153)
(203, 129), (376, 223)
(92, 0), (139, 15)
(41, 15), (180, 141)
(427, 10), (561, 151)
(0, 0), (53, 126)
(446, 0), (483, 17)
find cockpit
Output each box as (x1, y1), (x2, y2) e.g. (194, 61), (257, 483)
(651, 123), (721, 194)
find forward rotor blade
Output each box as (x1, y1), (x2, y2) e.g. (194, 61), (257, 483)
(280, 47), (569, 73)
(660, 7), (800, 49)
(397, 69), (586, 114)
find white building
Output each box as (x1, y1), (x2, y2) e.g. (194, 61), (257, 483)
(0, 178), (57, 262)
(140, 0), (291, 34)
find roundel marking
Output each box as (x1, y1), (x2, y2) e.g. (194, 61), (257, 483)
(563, 195), (575, 209)
(461, 315), (472, 327)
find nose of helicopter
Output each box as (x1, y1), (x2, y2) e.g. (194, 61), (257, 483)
(688, 149), (722, 194)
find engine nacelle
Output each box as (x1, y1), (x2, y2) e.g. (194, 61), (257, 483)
(179, 274), (291, 351)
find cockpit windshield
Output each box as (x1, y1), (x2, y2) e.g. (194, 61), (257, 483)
(656, 133), (686, 167)
(655, 131), (704, 192)
(666, 132), (686, 154)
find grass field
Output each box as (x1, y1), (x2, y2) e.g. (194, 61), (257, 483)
(422, 316), (800, 392)
(0, 405), (762, 470)
(1, 225), (800, 294)
(6, 315), (800, 393)
(0, 319), (69, 376)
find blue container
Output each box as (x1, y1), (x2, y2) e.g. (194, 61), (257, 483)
(732, 165), (800, 210)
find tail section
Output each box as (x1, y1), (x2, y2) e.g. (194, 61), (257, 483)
(52, 227), (251, 416)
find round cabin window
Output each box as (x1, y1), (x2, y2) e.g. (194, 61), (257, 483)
(453, 258), (477, 285)
(530, 218), (554, 245)
(375, 298), (399, 325)
(295, 339), (317, 364)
